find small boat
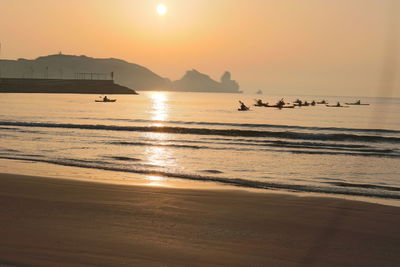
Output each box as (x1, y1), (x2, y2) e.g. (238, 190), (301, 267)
(95, 99), (117, 103)
(293, 99), (310, 106)
(265, 104), (295, 109)
(254, 99), (268, 107)
(326, 102), (349, 108)
(294, 102), (309, 107)
(280, 105), (295, 109)
(265, 105), (280, 108)
(326, 104), (349, 108)
(264, 98), (293, 109)
(254, 103), (268, 107)
(345, 100), (369, 105)
(238, 100), (250, 111)
(317, 100), (328, 104)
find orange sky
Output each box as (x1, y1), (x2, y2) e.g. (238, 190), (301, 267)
(1, 0), (399, 96)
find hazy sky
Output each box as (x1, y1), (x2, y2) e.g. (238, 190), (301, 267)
(1, 0), (399, 96)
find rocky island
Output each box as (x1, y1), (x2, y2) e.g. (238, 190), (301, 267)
(172, 69), (241, 93)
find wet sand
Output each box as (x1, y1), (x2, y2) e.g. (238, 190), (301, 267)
(0, 172), (399, 266)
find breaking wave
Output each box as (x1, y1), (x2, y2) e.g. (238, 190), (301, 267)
(1, 155), (399, 200)
(0, 121), (399, 143)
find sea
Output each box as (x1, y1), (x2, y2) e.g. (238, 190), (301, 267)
(0, 92), (399, 205)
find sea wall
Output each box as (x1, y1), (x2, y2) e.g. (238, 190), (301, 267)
(0, 78), (137, 94)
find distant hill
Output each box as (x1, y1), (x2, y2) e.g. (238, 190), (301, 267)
(0, 54), (241, 93)
(0, 54), (170, 91)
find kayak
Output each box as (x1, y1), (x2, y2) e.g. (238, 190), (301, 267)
(238, 108), (249, 111)
(294, 103), (310, 107)
(345, 103), (369, 105)
(265, 105), (295, 109)
(95, 99), (117, 103)
(326, 104), (349, 108)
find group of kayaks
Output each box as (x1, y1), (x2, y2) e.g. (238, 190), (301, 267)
(238, 99), (369, 111)
(327, 100), (370, 107)
(93, 95), (369, 109)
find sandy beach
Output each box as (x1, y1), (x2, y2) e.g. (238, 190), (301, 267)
(0, 173), (399, 266)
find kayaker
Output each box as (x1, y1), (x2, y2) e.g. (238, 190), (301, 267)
(103, 96), (109, 102)
(239, 101), (248, 110)
(277, 99), (285, 108)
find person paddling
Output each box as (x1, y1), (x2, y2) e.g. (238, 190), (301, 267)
(239, 101), (249, 111)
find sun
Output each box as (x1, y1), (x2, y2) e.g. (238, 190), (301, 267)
(156, 4), (167, 16)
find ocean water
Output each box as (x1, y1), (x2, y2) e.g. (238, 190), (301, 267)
(0, 92), (399, 203)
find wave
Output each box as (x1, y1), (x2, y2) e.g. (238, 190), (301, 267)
(105, 156), (142, 162)
(206, 138), (371, 148)
(325, 182), (400, 192)
(1, 121), (399, 144)
(112, 141), (203, 150)
(80, 118), (400, 135)
(199, 139), (399, 155)
(109, 140), (400, 158)
(1, 155), (399, 200)
(200, 169), (224, 174)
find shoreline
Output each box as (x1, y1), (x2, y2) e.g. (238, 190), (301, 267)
(1, 172), (400, 266)
(1, 158), (399, 207)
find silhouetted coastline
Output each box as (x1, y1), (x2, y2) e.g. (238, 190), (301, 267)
(0, 78), (137, 94)
(0, 54), (241, 93)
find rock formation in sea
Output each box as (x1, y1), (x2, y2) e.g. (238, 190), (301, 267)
(172, 69), (241, 93)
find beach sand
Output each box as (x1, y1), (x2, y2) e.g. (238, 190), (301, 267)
(0, 173), (399, 266)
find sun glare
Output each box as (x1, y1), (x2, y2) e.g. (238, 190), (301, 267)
(156, 4), (168, 16)
(149, 92), (168, 123)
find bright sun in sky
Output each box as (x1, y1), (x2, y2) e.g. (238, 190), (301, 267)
(156, 4), (167, 16)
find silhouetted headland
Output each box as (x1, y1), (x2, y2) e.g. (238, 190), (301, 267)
(0, 78), (137, 94)
(0, 54), (241, 93)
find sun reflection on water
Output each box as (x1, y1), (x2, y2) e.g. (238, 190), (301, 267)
(144, 175), (168, 187)
(142, 125), (176, 187)
(146, 175), (166, 182)
(149, 92), (169, 125)
(141, 92), (175, 186)
(145, 146), (173, 167)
